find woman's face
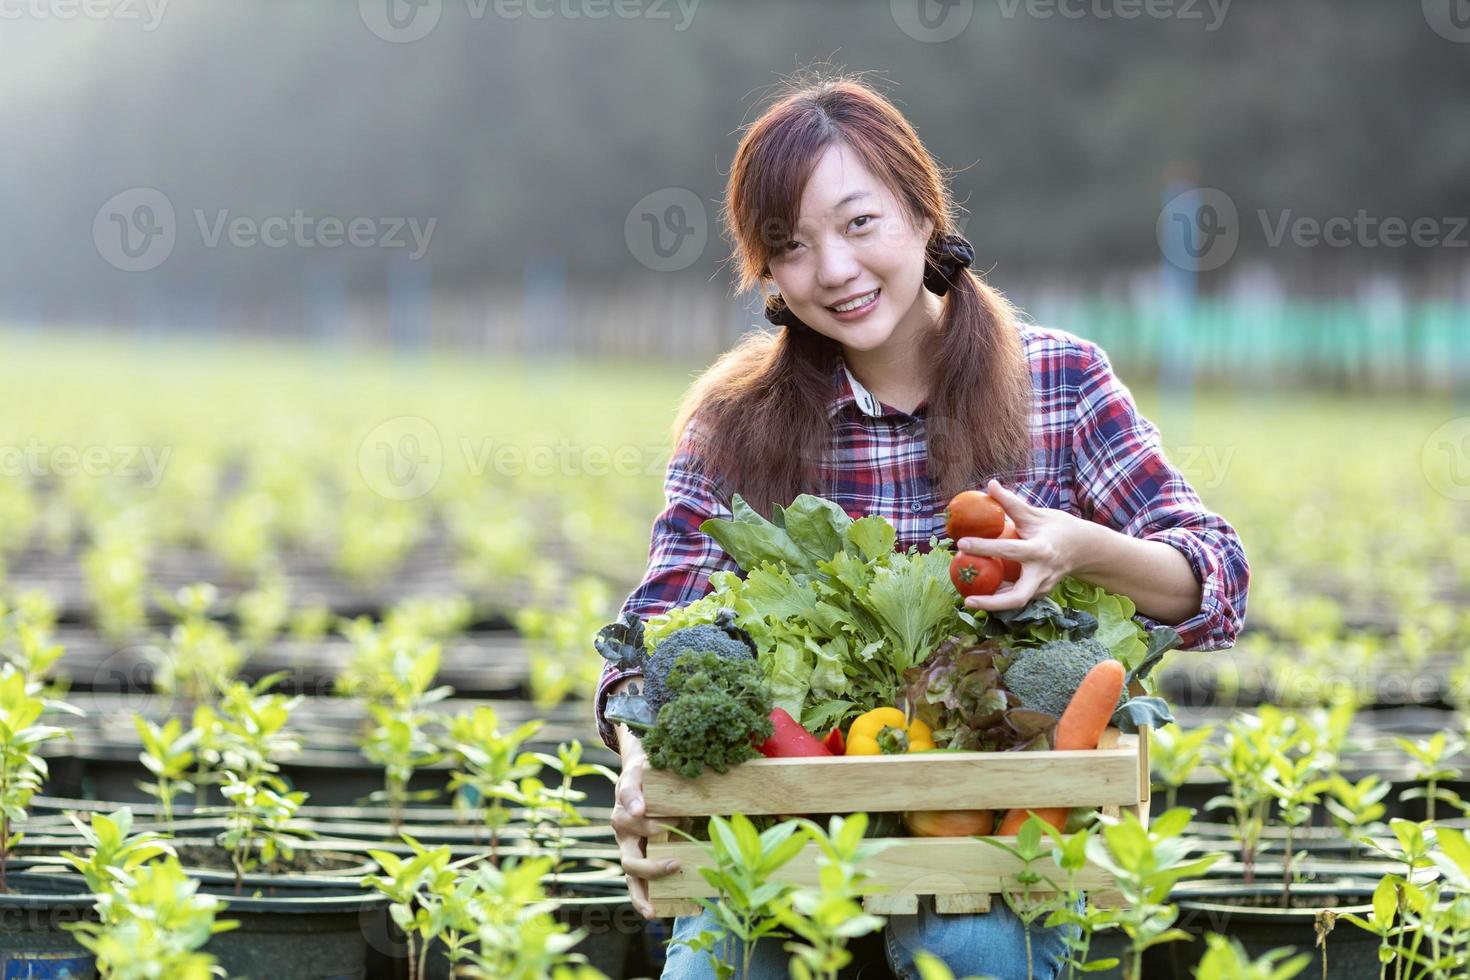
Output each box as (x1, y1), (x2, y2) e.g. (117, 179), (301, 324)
(765, 142), (935, 354)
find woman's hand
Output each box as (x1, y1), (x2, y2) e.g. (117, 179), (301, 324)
(611, 727), (681, 921)
(954, 479), (1096, 612)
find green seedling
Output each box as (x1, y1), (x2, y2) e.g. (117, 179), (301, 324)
(1206, 712), (1280, 884)
(60, 807), (175, 899)
(1151, 722), (1215, 812)
(364, 834), (458, 980)
(667, 812), (812, 980)
(442, 704), (544, 862)
(1262, 750), (1331, 907)
(456, 855), (603, 980)
(979, 814), (1072, 980)
(525, 740), (615, 893)
(151, 582), (244, 704)
(1394, 731), (1466, 823)
(1035, 821), (1119, 978)
(776, 813), (891, 980)
(355, 641), (453, 828)
(67, 854), (238, 979)
(1085, 807), (1224, 980)
(0, 665), (76, 892)
(233, 573), (291, 651)
(134, 715), (199, 834)
(1192, 932), (1310, 979)
(515, 576), (616, 710)
(1325, 774), (1390, 859)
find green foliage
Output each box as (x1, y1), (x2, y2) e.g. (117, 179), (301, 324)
(517, 577), (616, 710)
(0, 664), (74, 890)
(1150, 723), (1215, 811)
(151, 583), (244, 703)
(1085, 808), (1224, 980)
(775, 814), (891, 980)
(668, 812), (812, 980)
(59, 807), (175, 899)
(1192, 933), (1310, 979)
(68, 855), (237, 980)
(442, 705), (544, 862)
(134, 715), (198, 834)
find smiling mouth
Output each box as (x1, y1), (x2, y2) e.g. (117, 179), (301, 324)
(828, 288), (880, 313)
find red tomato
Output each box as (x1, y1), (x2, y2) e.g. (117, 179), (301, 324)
(999, 520), (1022, 582)
(945, 490), (1005, 541)
(949, 554), (1003, 597)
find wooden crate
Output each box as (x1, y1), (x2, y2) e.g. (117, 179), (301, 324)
(643, 727), (1149, 918)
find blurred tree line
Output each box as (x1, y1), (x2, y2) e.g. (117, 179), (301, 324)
(2, 0), (1467, 318)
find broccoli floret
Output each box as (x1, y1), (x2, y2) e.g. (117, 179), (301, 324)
(1000, 637), (1128, 720)
(642, 609), (757, 718)
(642, 650), (774, 779)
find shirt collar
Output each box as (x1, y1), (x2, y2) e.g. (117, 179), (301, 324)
(827, 358), (926, 420)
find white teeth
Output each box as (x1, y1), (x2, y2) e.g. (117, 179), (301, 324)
(832, 289), (878, 313)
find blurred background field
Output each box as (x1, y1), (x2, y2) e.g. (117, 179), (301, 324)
(4, 1), (1470, 976)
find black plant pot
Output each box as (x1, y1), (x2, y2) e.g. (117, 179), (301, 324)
(1149, 881), (1382, 980)
(0, 872), (98, 979)
(0, 871), (395, 980)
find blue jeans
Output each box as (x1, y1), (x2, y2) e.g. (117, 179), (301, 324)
(661, 895), (1079, 980)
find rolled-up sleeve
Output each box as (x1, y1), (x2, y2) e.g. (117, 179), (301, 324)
(1069, 340), (1250, 651)
(592, 424), (740, 752)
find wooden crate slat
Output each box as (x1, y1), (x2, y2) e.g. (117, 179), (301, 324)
(646, 837), (1119, 905)
(644, 738), (1141, 817)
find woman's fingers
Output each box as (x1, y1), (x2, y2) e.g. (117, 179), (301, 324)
(611, 750), (680, 920)
(986, 478), (1035, 517)
(955, 535), (1030, 558)
(965, 566), (1044, 611)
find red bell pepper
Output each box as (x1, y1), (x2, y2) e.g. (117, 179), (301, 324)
(821, 725), (845, 755)
(756, 707), (832, 758)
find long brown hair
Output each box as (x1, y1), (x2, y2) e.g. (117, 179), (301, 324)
(673, 69), (1034, 520)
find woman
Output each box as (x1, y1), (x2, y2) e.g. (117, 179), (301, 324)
(595, 71), (1249, 980)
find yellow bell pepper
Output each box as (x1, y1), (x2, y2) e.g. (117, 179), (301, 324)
(845, 708), (935, 755)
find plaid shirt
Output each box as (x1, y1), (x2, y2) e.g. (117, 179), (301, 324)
(594, 323), (1250, 752)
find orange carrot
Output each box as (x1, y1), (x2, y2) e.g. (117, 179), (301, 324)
(998, 659), (1126, 835)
